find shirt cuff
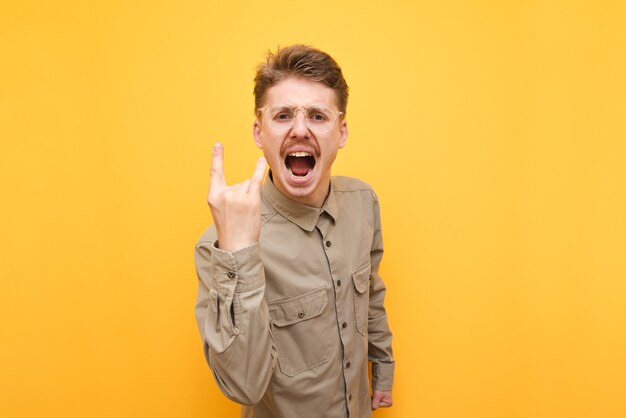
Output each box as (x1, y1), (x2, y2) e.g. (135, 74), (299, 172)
(372, 361), (395, 391)
(210, 241), (265, 292)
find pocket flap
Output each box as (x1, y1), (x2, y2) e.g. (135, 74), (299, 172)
(268, 288), (328, 327)
(352, 262), (371, 294)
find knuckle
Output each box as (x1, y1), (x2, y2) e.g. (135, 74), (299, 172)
(207, 193), (220, 207)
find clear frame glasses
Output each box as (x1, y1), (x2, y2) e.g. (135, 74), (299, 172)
(257, 104), (343, 134)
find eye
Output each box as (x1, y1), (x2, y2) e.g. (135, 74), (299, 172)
(308, 109), (330, 122)
(272, 109), (294, 122)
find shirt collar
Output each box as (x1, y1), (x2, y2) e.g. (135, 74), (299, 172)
(262, 172), (339, 232)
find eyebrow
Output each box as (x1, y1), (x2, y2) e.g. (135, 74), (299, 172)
(273, 104), (328, 109)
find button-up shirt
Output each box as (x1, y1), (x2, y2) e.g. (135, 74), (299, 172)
(194, 176), (394, 418)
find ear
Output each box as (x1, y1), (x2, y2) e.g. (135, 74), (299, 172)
(338, 118), (348, 149)
(253, 119), (263, 149)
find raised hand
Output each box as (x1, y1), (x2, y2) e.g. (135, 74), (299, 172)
(207, 143), (267, 252)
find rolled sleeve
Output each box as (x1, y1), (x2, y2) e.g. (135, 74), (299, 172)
(210, 241), (265, 292)
(367, 189), (395, 392)
(372, 361), (395, 391)
(195, 234), (275, 405)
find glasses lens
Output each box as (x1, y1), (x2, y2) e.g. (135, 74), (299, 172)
(268, 105), (295, 128)
(306, 106), (334, 133)
(266, 105), (337, 133)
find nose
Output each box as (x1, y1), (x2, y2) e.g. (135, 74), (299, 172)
(290, 109), (310, 138)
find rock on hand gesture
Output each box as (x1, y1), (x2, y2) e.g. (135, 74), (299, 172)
(207, 143), (267, 253)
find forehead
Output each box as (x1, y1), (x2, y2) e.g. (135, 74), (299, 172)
(263, 76), (338, 108)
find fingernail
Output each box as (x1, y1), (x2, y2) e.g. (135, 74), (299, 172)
(214, 143), (221, 151)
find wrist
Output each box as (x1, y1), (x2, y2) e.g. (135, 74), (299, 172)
(216, 238), (258, 253)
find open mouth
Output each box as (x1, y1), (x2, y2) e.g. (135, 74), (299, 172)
(285, 151), (316, 177)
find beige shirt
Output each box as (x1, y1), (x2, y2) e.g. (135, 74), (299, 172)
(194, 176), (394, 418)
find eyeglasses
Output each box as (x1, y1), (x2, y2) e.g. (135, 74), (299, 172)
(257, 104), (343, 134)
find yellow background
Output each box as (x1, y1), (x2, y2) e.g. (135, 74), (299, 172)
(1, 1), (625, 417)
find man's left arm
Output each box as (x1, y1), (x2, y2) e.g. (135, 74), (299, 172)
(368, 190), (395, 409)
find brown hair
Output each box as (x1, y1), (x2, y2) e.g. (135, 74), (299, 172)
(254, 44), (349, 115)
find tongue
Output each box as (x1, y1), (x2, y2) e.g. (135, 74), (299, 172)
(290, 157), (310, 176)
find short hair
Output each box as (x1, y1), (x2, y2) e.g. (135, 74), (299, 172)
(254, 44), (349, 115)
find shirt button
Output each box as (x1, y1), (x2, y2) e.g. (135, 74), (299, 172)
(345, 361), (351, 368)
(298, 311), (305, 319)
(227, 272), (236, 279)
(369, 274), (373, 281)
(341, 322), (347, 329)
(336, 280), (342, 286)
(325, 240), (332, 247)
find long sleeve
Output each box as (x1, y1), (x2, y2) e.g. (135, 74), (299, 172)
(367, 192), (395, 391)
(194, 227), (276, 405)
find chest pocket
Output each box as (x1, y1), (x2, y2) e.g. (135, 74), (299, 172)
(352, 262), (371, 336)
(268, 288), (332, 377)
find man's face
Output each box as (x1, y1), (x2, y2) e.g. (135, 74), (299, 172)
(253, 76), (348, 208)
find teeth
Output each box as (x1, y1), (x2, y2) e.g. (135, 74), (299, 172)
(288, 151), (312, 157)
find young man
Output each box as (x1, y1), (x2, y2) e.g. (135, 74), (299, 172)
(194, 44), (394, 418)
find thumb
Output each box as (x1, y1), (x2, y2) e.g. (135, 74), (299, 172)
(248, 157), (267, 194)
(371, 393), (381, 410)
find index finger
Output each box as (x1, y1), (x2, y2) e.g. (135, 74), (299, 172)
(248, 157), (267, 193)
(210, 143), (226, 189)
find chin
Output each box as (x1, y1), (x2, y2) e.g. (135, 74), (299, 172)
(273, 166), (327, 206)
